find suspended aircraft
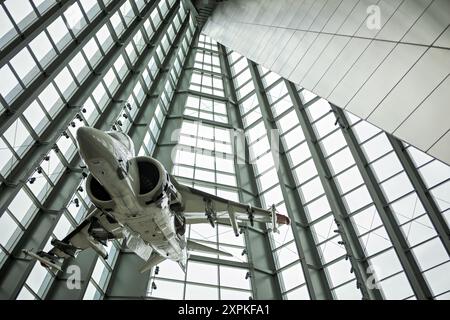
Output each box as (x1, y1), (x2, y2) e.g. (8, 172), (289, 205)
(24, 127), (290, 273)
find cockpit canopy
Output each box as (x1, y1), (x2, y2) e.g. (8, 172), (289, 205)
(106, 131), (134, 152)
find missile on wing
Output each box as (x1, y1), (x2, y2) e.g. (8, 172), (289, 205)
(22, 249), (63, 272)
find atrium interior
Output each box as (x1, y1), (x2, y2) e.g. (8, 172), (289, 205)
(0, 0), (449, 300)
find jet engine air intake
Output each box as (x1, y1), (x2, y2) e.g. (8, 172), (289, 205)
(135, 156), (169, 205)
(85, 174), (114, 211)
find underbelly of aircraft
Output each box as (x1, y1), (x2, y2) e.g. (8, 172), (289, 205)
(113, 195), (183, 261)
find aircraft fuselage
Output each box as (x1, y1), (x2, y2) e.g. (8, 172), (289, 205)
(76, 127), (186, 264)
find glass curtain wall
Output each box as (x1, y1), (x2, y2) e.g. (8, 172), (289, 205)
(0, 0), (193, 300)
(146, 34), (252, 300)
(225, 48), (450, 300)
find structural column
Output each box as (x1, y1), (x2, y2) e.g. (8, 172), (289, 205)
(0, 0), (171, 300)
(330, 104), (433, 300)
(0, 0), (186, 300)
(220, 45), (282, 300)
(44, 1), (187, 300)
(285, 82), (383, 300)
(247, 61), (333, 300)
(0, 0), (158, 219)
(0, 0), (77, 67)
(0, 0), (129, 135)
(387, 135), (450, 256)
(104, 8), (193, 300)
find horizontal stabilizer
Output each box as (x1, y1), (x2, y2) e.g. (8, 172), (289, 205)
(187, 240), (233, 257)
(139, 253), (165, 274)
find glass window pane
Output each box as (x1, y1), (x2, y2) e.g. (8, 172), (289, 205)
(275, 242), (299, 267)
(0, 7), (16, 48)
(368, 249), (403, 280)
(319, 237), (347, 263)
(185, 284), (218, 300)
(361, 134), (392, 162)
(186, 262), (218, 285)
(4, 0), (37, 30)
(83, 281), (101, 300)
(10, 47), (39, 85)
(64, 2), (87, 35)
(153, 259), (185, 281)
(299, 177), (324, 203)
(149, 279), (184, 300)
(220, 288), (251, 300)
(352, 205), (382, 235)
(38, 83), (64, 117)
(423, 262), (450, 297)
(0, 64), (21, 103)
(280, 263), (305, 291)
(220, 266), (251, 290)
(379, 272), (414, 300)
(380, 173), (414, 203)
(359, 226), (392, 256)
(0, 212), (20, 249)
(412, 238), (449, 271)
(328, 147), (354, 175)
(47, 17), (71, 51)
(335, 166), (364, 194)
(8, 188), (36, 226)
(333, 280), (362, 300)
(326, 259), (354, 288)
(25, 262), (51, 297)
(401, 215), (436, 247)
(4, 118), (33, 156)
(305, 195), (331, 222)
(17, 286), (36, 300)
(23, 101), (49, 134)
(285, 285), (310, 300)
(418, 160), (450, 189)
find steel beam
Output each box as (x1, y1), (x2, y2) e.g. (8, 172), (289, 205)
(247, 62), (333, 300)
(147, 22), (197, 185)
(286, 82), (383, 300)
(0, 0), (77, 68)
(0, 0), (180, 300)
(219, 44), (282, 300)
(189, 254), (250, 270)
(121, 28), (196, 300)
(0, 155), (84, 299)
(330, 104), (433, 300)
(0, 0), (129, 135)
(104, 9), (192, 300)
(387, 135), (450, 256)
(127, 18), (193, 150)
(44, 2), (186, 300)
(145, 31), (282, 300)
(0, 0), (164, 219)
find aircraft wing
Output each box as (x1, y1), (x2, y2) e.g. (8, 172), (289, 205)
(25, 207), (123, 272)
(170, 175), (290, 236)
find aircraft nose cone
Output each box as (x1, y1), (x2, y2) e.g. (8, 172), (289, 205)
(76, 127), (105, 161)
(76, 126), (98, 143)
(77, 127), (96, 140)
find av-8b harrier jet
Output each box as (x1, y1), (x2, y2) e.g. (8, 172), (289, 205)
(25, 127), (290, 273)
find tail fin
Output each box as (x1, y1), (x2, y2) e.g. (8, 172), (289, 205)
(187, 240), (233, 257)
